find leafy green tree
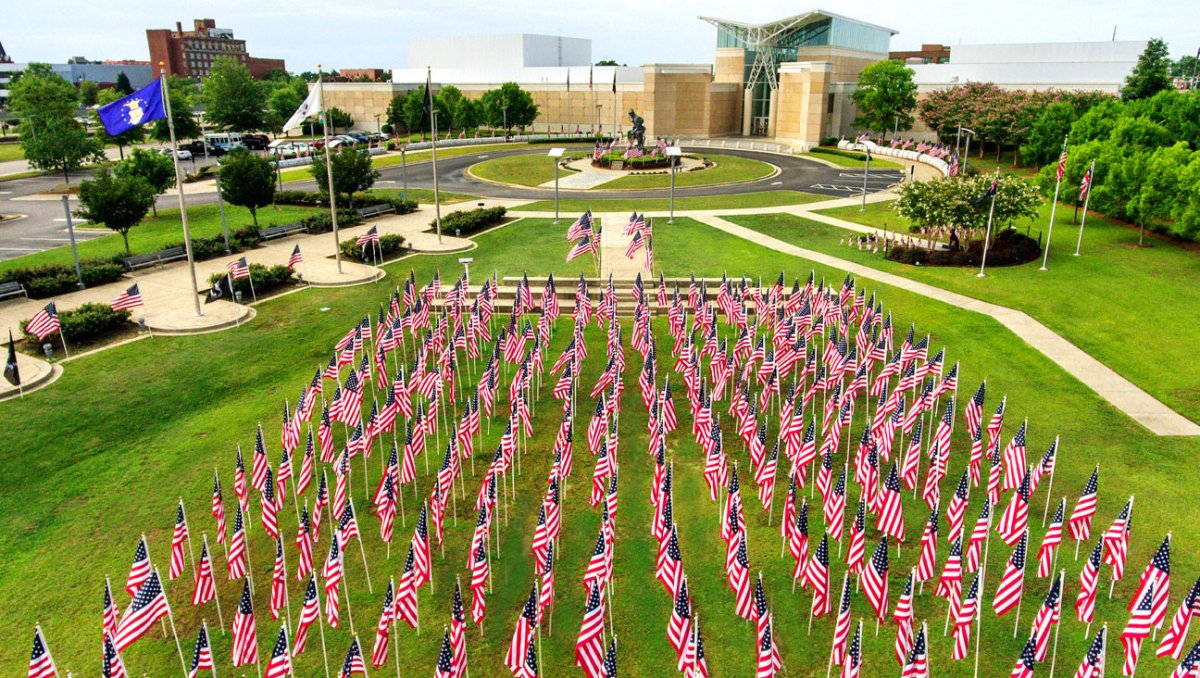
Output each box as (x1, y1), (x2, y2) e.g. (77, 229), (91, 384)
(454, 97), (481, 131)
(92, 88), (145, 160)
(894, 173), (1042, 231)
(217, 148), (276, 227)
(401, 87), (428, 133)
(201, 57), (266, 131)
(265, 85), (304, 134)
(151, 76), (201, 142)
(114, 71), (133, 95)
(75, 167), (156, 255)
(851, 60), (917, 133)
(316, 107), (353, 134)
(595, 60), (622, 66)
(1020, 102), (1076, 167)
(436, 85), (464, 130)
(1122, 38), (1173, 101)
(7, 64), (103, 182)
(114, 148), (175, 216)
(386, 95), (408, 133)
(78, 80), (99, 107)
(310, 148), (379, 207)
(479, 82), (538, 130)
(1129, 142), (1191, 244)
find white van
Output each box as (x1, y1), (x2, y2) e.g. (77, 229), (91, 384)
(204, 132), (244, 152)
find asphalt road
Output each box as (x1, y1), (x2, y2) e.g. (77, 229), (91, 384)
(0, 144), (902, 262)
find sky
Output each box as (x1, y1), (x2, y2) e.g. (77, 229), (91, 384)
(5, 0), (1199, 69)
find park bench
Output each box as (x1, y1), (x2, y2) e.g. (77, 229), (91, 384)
(122, 246), (187, 272)
(357, 204), (396, 220)
(0, 280), (27, 302)
(258, 221), (307, 241)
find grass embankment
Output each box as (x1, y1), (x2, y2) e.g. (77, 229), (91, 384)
(599, 154), (777, 190)
(0, 216), (1193, 675)
(516, 191), (830, 214)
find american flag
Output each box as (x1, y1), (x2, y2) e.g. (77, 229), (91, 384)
(862, 536), (890, 620)
(294, 575), (320, 654)
(227, 256), (251, 280)
(263, 625), (293, 678)
(1075, 539), (1104, 623)
(1129, 534), (1171, 627)
(993, 530), (1029, 616)
(169, 501), (190, 580)
(997, 468), (1031, 546)
(576, 581), (606, 677)
(1032, 572), (1064, 661)
(114, 569), (169, 652)
(894, 571), (915, 665)
(125, 536), (151, 596)
(435, 629), (455, 678)
(357, 226), (381, 246)
(953, 574), (980, 660)
(188, 623), (214, 677)
(341, 636), (368, 677)
(103, 577), (119, 638)
(1158, 577), (1200, 659)
(101, 631), (127, 678)
(27, 626), (57, 678)
(1010, 632), (1039, 678)
(25, 302), (60, 340)
(830, 575), (853, 665)
(109, 283), (144, 311)
(227, 505), (247, 579)
(1037, 499), (1065, 578)
(901, 624), (928, 678)
(232, 580), (259, 666)
(1102, 497), (1134, 581)
(371, 580), (395, 667)
(876, 464), (905, 541)
(756, 613), (782, 678)
(1068, 466), (1100, 541)
(1056, 144), (1068, 181)
(191, 541), (216, 606)
(288, 244), (303, 269)
(1075, 627), (1106, 678)
(1122, 582), (1156, 675)
(1080, 164), (1094, 202)
(506, 583), (540, 674)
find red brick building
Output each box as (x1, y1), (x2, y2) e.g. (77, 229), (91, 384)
(146, 19), (285, 80)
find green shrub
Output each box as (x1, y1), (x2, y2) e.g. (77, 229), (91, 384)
(339, 234), (406, 262)
(300, 210), (364, 234)
(811, 146), (873, 162)
(885, 228), (1040, 267)
(436, 206), (507, 236)
(186, 235), (230, 261)
(274, 190), (417, 215)
(21, 303), (131, 345)
(1, 259), (125, 299)
(230, 224), (262, 250)
(207, 263), (296, 298)
(820, 137), (840, 146)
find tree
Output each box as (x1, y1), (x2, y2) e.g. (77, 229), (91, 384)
(1122, 38), (1172, 101)
(400, 87), (428, 133)
(151, 76), (202, 142)
(201, 57), (266, 131)
(479, 82), (538, 130)
(78, 80), (99, 107)
(7, 64), (103, 182)
(1129, 142), (1191, 245)
(114, 148), (175, 216)
(92, 88), (145, 160)
(217, 148), (276, 227)
(1172, 54), (1199, 78)
(851, 60), (917, 134)
(265, 84), (305, 134)
(893, 173), (1042, 232)
(436, 85), (464, 130)
(316, 107), (353, 134)
(595, 60), (623, 66)
(386, 95), (408, 133)
(75, 168), (156, 255)
(454, 97), (481, 131)
(1019, 102), (1076, 167)
(114, 71), (133, 95)
(310, 147), (379, 207)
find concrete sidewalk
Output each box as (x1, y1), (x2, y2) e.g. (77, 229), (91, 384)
(692, 212), (1200, 437)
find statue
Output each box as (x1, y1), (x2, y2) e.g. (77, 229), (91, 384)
(626, 108), (646, 151)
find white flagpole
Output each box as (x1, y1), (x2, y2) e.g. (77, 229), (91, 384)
(158, 65), (203, 316)
(429, 67), (444, 246)
(317, 66), (343, 275)
(1040, 134), (1068, 271)
(976, 170), (1001, 278)
(1074, 160), (1096, 257)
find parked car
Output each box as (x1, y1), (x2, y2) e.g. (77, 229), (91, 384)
(182, 140), (223, 157)
(345, 131), (371, 144)
(158, 148), (193, 160)
(242, 133), (270, 151)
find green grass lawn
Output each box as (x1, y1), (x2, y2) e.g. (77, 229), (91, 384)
(516, 190), (830, 213)
(0, 216), (1195, 675)
(803, 150), (902, 169)
(0, 143), (24, 162)
(279, 144), (530, 183)
(367, 188), (480, 205)
(728, 208), (1200, 423)
(599, 153), (776, 190)
(468, 152), (588, 187)
(814, 199), (913, 232)
(0, 203), (319, 274)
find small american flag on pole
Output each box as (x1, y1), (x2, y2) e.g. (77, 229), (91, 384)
(109, 283), (144, 311)
(288, 245), (303, 269)
(356, 226), (380, 246)
(227, 257), (250, 280)
(26, 302), (61, 340)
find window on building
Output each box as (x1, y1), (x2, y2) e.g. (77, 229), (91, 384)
(827, 93), (835, 114)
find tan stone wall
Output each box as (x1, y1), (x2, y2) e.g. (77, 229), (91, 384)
(775, 63), (832, 147)
(708, 86), (741, 136)
(319, 83), (404, 132)
(714, 48), (745, 84)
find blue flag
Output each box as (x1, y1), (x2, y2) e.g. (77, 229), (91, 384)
(975, 176), (999, 204)
(97, 79), (166, 136)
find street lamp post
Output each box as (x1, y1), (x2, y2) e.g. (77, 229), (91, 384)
(400, 146), (407, 201)
(459, 257), (473, 283)
(548, 147), (566, 224)
(666, 145), (683, 224)
(860, 148), (871, 211)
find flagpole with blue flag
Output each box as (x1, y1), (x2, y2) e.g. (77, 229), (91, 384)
(157, 65), (204, 316)
(977, 169), (1001, 278)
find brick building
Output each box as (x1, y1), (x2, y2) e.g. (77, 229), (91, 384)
(146, 19), (285, 80)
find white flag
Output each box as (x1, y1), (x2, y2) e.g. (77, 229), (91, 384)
(282, 85), (322, 133)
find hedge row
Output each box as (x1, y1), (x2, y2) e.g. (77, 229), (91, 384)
(1, 259), (126, 299)
(300, 210), (365, 235)
(208, 263), (296, 298)
(170, 225), (263, 262)
(21, 303), (130, 345)
(885, 228), (1040, 267)
(274, 190), (417, 215)
(339, 234), (406, 263)
(810, 146), (871, 162)
(436, 206), (507, 236)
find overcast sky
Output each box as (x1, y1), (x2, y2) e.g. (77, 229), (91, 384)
(6, 0), (1199, 69)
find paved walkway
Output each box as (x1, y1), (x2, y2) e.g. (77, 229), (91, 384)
(597, 213), (652, 278)
(689, 213), (1200, 437)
